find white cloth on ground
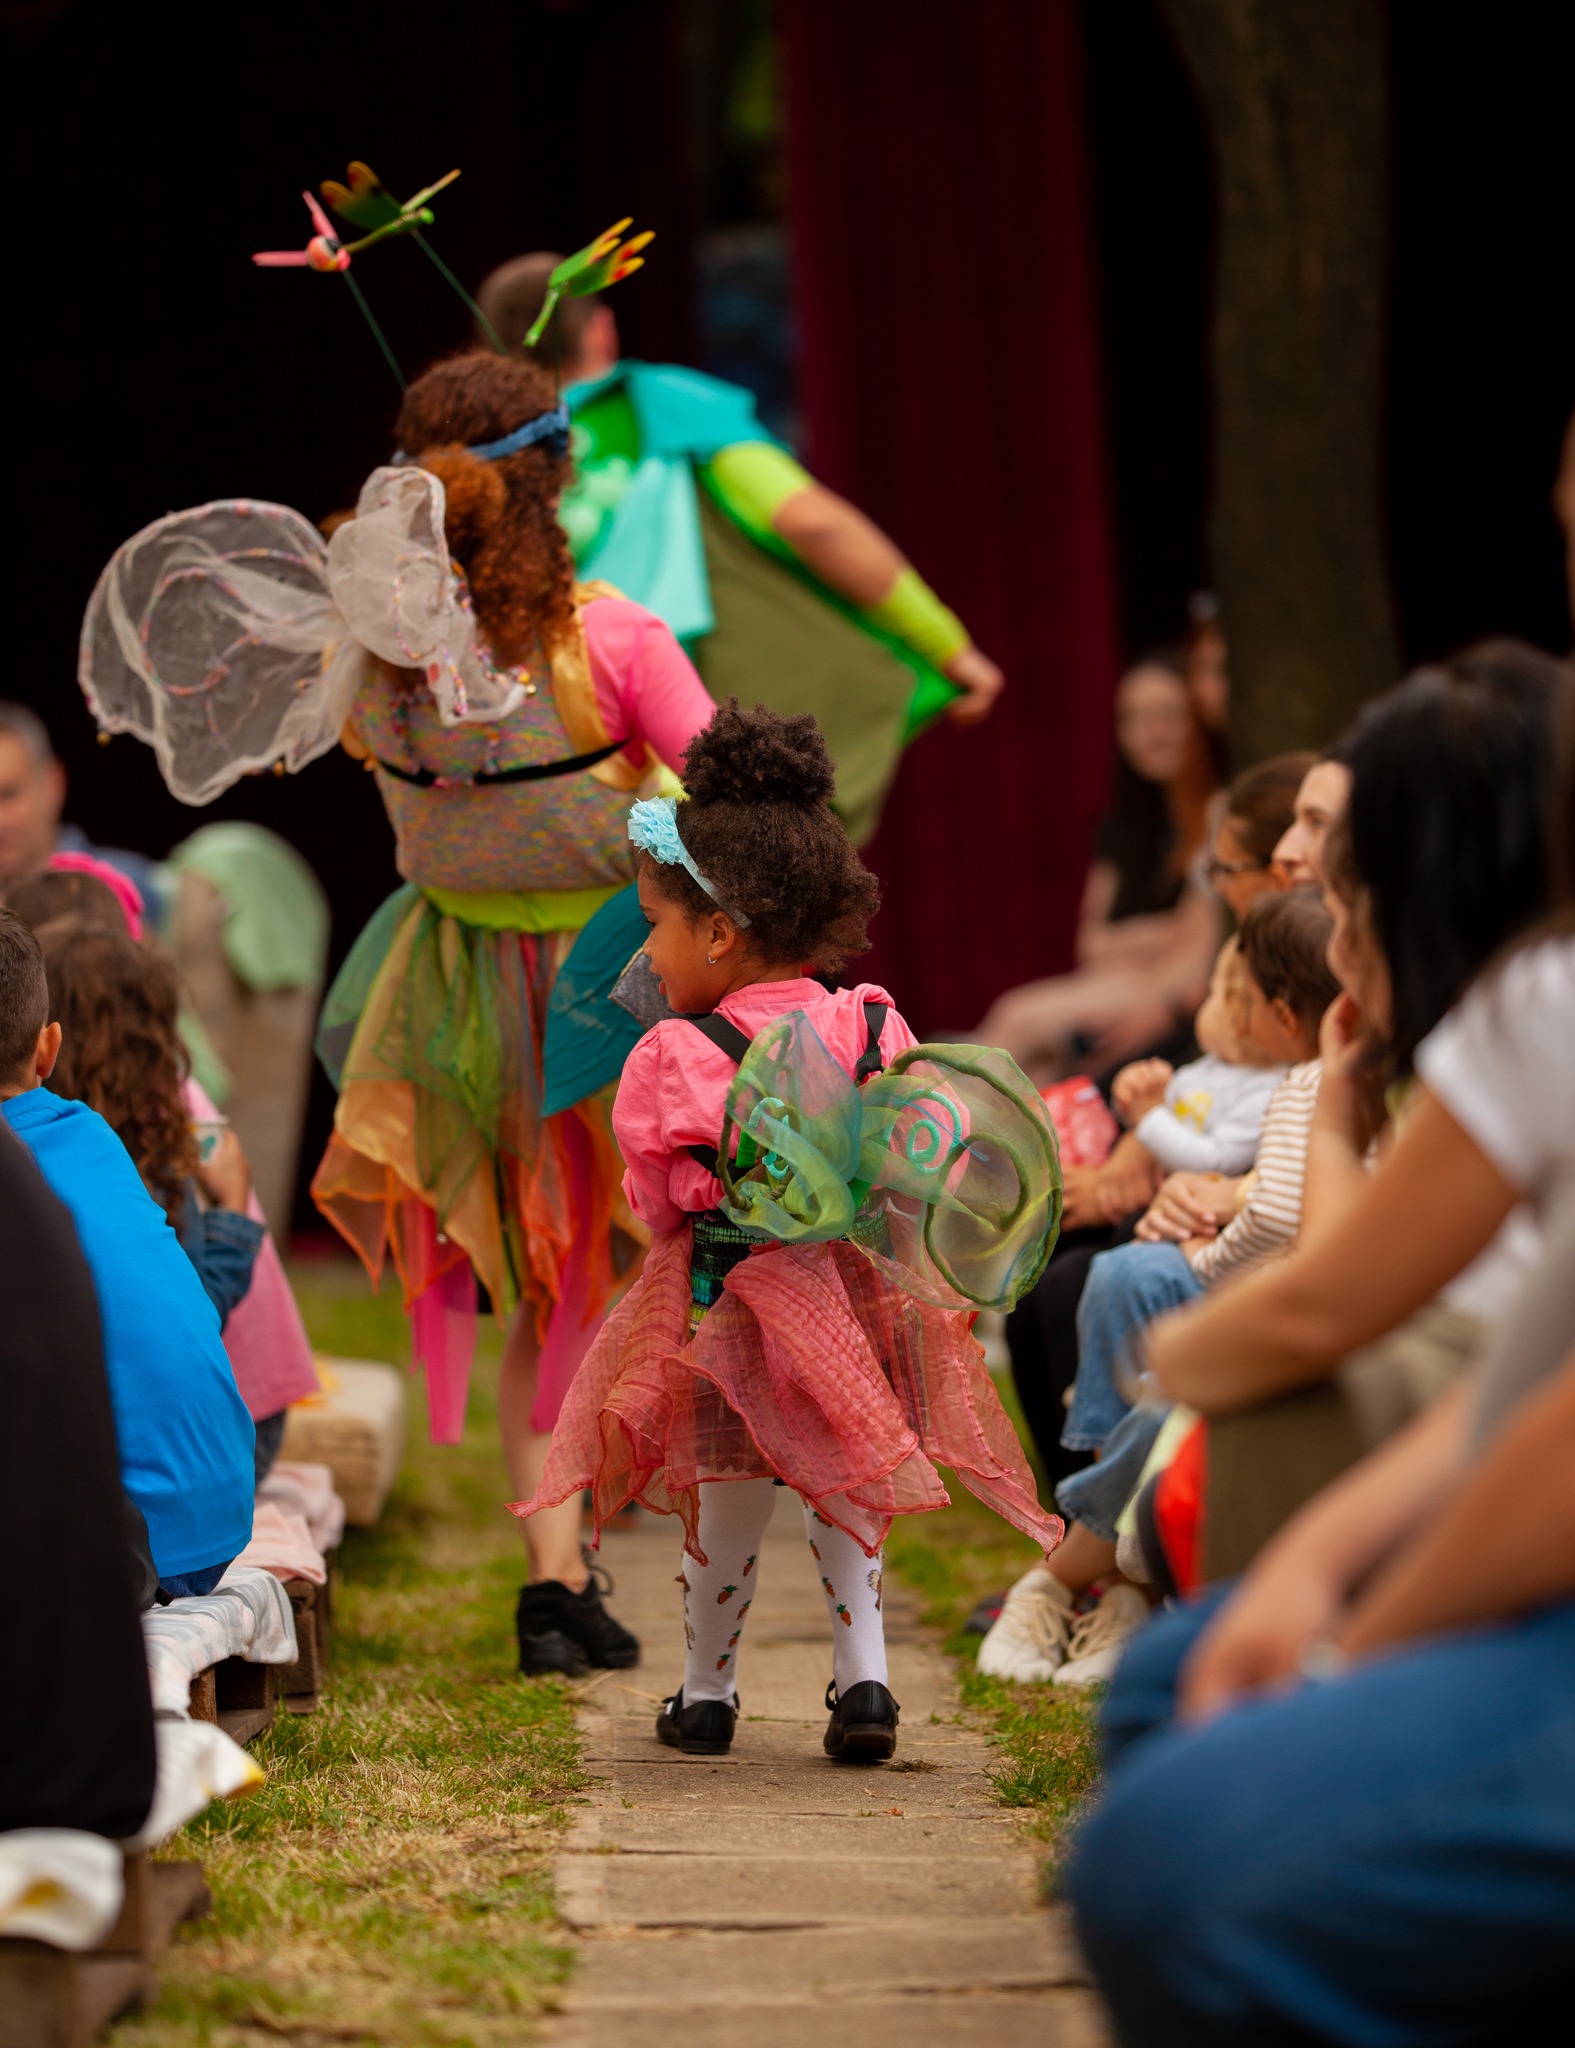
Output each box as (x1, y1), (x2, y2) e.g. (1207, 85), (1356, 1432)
(141, 1565), (298, 1717)
(1132, 1054), (1286, 1177)
(680, 1480), (888, 1704)
(124, 1720), (265, 1851)
(0, 1830), (123, 1950)
(231, 1501), (327, 1585)
(257, 1460), (347, 1554)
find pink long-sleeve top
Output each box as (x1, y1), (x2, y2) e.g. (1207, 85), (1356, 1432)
(585, 597), (717, 778)
(616, 979), (919, 1236)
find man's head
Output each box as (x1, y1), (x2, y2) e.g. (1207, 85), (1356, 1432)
(0, 704), (65, 892)
(0, 907), (59, 1098)
(474, 253), (621, 383)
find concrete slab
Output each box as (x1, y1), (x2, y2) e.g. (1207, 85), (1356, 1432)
(563, 1914), (1089, 2003)
(545, 1488), (1108, 2043)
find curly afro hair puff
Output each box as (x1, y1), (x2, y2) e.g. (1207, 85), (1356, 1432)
(644, 701), (880, 973)
(680, 702), (836, 810)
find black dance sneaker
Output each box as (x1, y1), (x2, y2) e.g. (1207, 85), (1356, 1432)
(514, 1583), (590, 1677)
(822, 1679), (900, 1763)
(656, 1687), (738, 1756)
(515, 1572), (640, 1675)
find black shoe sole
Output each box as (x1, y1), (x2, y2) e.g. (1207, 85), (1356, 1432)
(583, 1640), (641, 1671)
(656, 1723), (734, 1756)
(518, 1629), (590, 1678)
(826, 1721), (898, 1763)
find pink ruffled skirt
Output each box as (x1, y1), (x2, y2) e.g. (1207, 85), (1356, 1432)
(516, 1225), (1063, 1564)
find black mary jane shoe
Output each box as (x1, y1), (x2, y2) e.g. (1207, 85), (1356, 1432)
(655, 1687), (738, 1756)
(822, 1678), (900, 1763)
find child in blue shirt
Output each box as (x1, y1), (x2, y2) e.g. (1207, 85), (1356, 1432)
(0, 909), (253, 1594)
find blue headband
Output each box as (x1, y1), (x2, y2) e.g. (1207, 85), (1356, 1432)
(628, 796), (751, 926)
(467, 405), (571, 460)
(392, 403), (571, 467)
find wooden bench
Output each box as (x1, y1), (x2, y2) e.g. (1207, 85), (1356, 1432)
(184, 1554), (336, 1737)
(0, 1854), (209, 2048)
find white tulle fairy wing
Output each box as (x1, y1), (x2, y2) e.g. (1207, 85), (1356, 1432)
(78, 498), (349, 806)
(326, 466), (525, 727)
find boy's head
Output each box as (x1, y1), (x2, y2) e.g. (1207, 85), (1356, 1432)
(1193, 937), (1249, 1061)
(1236, 892), (1341, 1063)
(0, 907), (59, 1097)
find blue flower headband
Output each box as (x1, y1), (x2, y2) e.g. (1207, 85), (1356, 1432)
(392, 403), (571, 467)
(628, 796), (751, 926)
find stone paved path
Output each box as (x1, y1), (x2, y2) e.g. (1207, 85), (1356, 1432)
(547, 1490), (1111, 2046)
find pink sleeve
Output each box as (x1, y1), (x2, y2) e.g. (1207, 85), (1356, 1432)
(614, 1032), (686, 1233)
(584, 598), (717, 775)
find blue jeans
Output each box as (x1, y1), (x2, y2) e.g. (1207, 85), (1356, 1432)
(156, 1560), (233, 1601)
(1055, 1402), (1168, 1541)
(1068, 1590), (1575, 2045)
(1064, 1241), (1202, 1451)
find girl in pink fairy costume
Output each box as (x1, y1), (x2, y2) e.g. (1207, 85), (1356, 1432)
(79, 350), (719, 1675)
(516, 703), (1063, 1761)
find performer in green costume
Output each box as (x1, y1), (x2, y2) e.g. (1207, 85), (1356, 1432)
(476, 254), (1005, 849)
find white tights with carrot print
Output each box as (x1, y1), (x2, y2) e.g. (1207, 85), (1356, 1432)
(680, 1477), (888, 1704)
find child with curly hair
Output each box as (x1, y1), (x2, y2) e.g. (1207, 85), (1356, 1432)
(516, 703), (1061, 1761)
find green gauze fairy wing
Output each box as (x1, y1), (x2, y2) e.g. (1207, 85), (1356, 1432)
(715, 1013), (863, 1243)
(857, 1044), (1062, 1312)
(712, 1018), (1061, 1311)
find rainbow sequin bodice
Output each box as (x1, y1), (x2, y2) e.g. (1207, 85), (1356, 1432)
(354, 653), (640, 893)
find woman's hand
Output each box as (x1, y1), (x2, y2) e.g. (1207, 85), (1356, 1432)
(943, 645), (1006, 725)
(1136, 1171), (1236, 1242)
(1111, 1058), (1173, 1126)
(1178, 1548), (1347, 1725)
(196, 1128), (252, 1213)
(1316, 992), (1367, 1136)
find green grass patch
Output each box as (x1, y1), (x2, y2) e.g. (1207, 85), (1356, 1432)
(884, 1380), (1100, 1862)
(115, 1261), (584, 2048)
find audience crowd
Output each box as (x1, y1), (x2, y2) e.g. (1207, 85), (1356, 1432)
(8, 441), (1575, 2043)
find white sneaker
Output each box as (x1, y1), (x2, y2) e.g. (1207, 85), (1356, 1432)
(1053, 1583), (1150, 1688)
(976, 1568), (1076, 1682)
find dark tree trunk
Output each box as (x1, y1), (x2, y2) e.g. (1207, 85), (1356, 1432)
(1156, 0), (1398, 759)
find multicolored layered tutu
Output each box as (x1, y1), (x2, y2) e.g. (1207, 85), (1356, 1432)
(518, 1017), (1065, 1560)
(312, 886), (639, 1438)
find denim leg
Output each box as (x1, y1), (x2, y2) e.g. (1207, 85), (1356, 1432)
(1055, 1403), (1169, 1543)
(1070, 1596), (1575, 2048)
(1063, 1241), (1202, 1450)
(1097, 1581), (1235, 1766)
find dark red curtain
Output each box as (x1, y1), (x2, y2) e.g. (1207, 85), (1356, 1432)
(781, 0), (1120, 1031)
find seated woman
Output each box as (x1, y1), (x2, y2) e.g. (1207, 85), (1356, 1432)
(1145, 641), (1559, 1579)
(981, 891), (1338, 1686)
(972, 652), (1222, 1084)
(1003, 752), (1316, 1501)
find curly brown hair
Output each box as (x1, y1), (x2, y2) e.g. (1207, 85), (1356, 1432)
(395, 351), (577, 665)
(38, 921), (197, 1219)
(641, 703), (881, 972)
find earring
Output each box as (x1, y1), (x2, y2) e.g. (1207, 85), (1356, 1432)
(706, 953), (718, 965)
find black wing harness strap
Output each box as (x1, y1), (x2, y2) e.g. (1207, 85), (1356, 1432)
(374, 737), (627, 789)
(683, 1000), (889, 1175)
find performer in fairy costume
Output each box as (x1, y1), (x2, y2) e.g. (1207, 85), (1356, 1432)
(476, 253), (1006, 845)
(78, 346), (721, 1676)
(515, 703), (1062, 1762)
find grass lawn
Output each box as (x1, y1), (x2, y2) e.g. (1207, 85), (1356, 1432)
(885, 1377), (1101, 1863)
(115, 1260), (583, 2048)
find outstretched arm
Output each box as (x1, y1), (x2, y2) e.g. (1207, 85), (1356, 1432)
(707, 442), (1004, 725)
